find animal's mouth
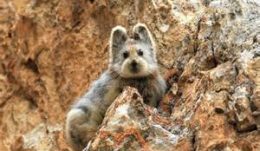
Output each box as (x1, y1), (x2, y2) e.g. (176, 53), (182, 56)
(130, 66), (139, 73)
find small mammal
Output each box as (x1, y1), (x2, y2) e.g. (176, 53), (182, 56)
(65, 23), (166, 151)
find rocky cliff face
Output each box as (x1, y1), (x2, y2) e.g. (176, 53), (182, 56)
(0, 0), (259, 151)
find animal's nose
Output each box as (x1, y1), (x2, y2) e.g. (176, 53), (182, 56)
(131, 60), (137, 68)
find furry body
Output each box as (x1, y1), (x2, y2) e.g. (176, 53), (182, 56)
(66, 23), (166, 151)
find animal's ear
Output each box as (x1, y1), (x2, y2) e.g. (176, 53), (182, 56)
(133, 23), (155, 48)
(110, 26), (127, 63)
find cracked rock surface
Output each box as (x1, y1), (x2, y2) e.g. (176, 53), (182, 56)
(86, 87), (192, 151)
(0, 0), (259, 151)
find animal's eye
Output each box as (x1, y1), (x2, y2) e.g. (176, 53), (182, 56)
(123, 51), (129, 59)
(137, 49), (143, 56)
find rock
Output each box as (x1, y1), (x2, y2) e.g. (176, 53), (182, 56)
(0, 0), (259, 151)
(87, 87), (192, 151)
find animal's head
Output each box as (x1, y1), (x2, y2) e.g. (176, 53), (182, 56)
(109, 23), (158, 78)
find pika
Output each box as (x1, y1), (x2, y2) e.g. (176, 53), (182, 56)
(65, 23), (166, 151)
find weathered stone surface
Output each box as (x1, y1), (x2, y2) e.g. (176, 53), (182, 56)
(86, 87), (192, 151)
(0, 0), (259, 151)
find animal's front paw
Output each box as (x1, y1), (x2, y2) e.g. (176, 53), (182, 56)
(66, 108), (97, 151)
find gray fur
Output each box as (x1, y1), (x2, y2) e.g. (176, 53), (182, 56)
(66, 23), (166, 151)
(110, 26), (128, 64)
